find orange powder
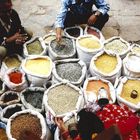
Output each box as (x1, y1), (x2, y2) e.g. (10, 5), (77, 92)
(86, 80), (110, 99)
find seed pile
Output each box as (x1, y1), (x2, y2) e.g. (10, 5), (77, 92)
(66, 28), (80, 38)
(87, 27), (100, 39)
(24, 91), (44, 109)
(11, 114), (42, 140)
(105, 39), (128, 54)
(56, 62), (82, 82)
(47, 84), (79, 115)
(0, 128), (8, 140)
(4, 55), (21, 68)
(50, 37), (74, 55)
(44, 35), (56, 44)
(27, 40), (43, 55)
(3, 93), (18, 103)
(4, 106), (22, 118)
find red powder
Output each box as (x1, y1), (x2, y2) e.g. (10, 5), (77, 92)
(9, 72), (22, 84)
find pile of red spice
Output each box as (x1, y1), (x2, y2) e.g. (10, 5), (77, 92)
(9, 71), (22, 84)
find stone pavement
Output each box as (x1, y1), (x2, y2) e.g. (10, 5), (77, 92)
(12, 0), (140, 42)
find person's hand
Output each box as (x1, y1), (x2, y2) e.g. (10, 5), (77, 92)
(87, 14), (97, 25)
(54, 117), (68, 133)
(56, 27), (62, 42)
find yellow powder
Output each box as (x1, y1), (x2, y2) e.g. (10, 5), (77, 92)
(121, 80), (140, 105)
(25, 58), (51, 75)
(94, 54), (117, 74)
(78, 37), (101, 49)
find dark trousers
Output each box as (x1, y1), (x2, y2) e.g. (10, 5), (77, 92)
(64, 11), (109, 30)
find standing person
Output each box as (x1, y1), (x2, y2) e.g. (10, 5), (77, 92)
(55, 0), (110, 41)
(0, 0), (32, 56)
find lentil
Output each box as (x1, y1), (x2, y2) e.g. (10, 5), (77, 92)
(3, 106), (22, 118)
(24, 91), (44, 109)
(50, 37), (74, 55)
(0, 128), (8, 140)
(4, 55), (21, 68)
(3, 93), (18, 103)
(56, 62), (82, 82)
(47, 84), (79, 115)
(27, 40), (43, 55)
(66, 28), (80, 38)
(94, 54), (117, 74)
(87, 27), (100, 39)
(105, 39), (128, 54)
(11, 114), (42, 140)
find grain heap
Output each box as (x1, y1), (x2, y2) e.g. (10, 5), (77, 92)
(11, 114), (42, 140)
(56, 62), (82, 82)
(104, 39), (128, 54)
(47, 84), (79, 115)
(121, 79), (140, 105)
(0, 128), (8, 140)
(4, 55), (21, 68)
(66, 28), (80, 38)
(50, 37), (74, 56)
(44, 35), (56, 45)
(78, 36), (101, 50)
(27, 40), (43, 55)
(87, 27), (100, 39)
(94, 53), (118, 74)
(25, 58), (51, 76)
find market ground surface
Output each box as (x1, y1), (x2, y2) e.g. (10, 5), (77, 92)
(12, 0), (140, 43)
(11, 0), (140, 139)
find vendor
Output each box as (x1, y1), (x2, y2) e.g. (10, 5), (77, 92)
(55, 0), (110, 41)
(0, 0), (32, 56)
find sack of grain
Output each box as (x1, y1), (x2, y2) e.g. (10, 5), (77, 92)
(0, 78), (6, 96)
(89, 51), (122, 83)
(84, 26), (105, 42)
(43, 82), (84, 117)
(23, 36), (47, 57)
(20, 87), (45, 113)
(64, 26), (83, 40)
(0, 91), (20, 107)
(122, 53), (140, 78)
(3, 68), (28, 92)
(0, 121), (8, 140)
(0, 54), (22, 78)
(130, 43), (140, 56)
(104, 36), (131, 59)
(49, 36), (76, 61)
(52, 58), (87, 86)
(43, 33), (56, 48)
(83, 77), (116, 104)
(116, 76), (140, 111)
(21, 55), (53, 86)
(76, 35), (103, 67)
(6, 110), (47, 140)
(1, 104), (25, 123)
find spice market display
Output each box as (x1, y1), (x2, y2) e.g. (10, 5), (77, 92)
(0, 25), (140, 140)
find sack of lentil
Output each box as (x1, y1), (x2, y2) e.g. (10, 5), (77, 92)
(21, 55), (53, 86)
(43, 33), (56, 47)
(49, 36), (76, 61)
(43, 82), (84, 117)
(64, 26), (83, 40)
(89, 51), (122, 84)
(1, 104), (25, 123)
(0, 121), (8, 140)
(20, 87), (45, 113)
(84, 26), (105, 42)
(3, 68), (28, 92)
(116, 76), (140, 111)
(0, 54), (22, 78)
(130, 43), (140, 56)
(52, 58), (87, 86)
(83, 77), (116, 104)
(104, 36), (131, 59)
(122, 53), (140, 78)
(23, 36), (47, 57)
(0, 91), (20, 107)
(0, 78), (6, 95)
(76, 35), (103, 67)
(6, 110), (47, 140)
